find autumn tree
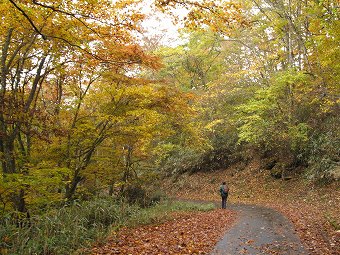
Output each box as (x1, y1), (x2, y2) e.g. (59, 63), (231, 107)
(0, 0), (161, 211)
(154, 0), (339, 178)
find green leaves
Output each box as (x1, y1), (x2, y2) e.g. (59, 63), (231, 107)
(0, 166), (71, 214)
(236, 69), (311, 150)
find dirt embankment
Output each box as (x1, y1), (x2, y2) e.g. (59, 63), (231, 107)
(163, 159), (340, 255)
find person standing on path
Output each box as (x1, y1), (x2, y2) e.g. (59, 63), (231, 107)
(220, 181), (229, 209)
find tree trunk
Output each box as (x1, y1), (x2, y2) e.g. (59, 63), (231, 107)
(13, 189), (30, 226)
(65, 173), (83, 201)
(1, 138), (16, 173)
(109, 181), (114, 196)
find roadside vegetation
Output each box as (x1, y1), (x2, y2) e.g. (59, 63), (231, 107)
(0, 198), (215, 255)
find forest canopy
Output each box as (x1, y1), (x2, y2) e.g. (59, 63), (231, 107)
(0, 0), (339, 220)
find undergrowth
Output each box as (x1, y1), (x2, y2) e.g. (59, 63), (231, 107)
(0, 197), (215, 255)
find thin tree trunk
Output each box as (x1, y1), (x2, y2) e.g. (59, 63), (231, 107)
(2, 138), (16, 173)
(65, 172), (83, 200)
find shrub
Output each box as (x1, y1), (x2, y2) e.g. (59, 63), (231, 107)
(122, 185), (167, 207)
(122, 185), (146, 206)
(306, 117), (340, 182)
(0, 198), (139, 255)
(0, 198), (213, 255)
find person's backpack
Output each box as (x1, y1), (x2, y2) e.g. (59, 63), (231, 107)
(219, 185), (225, 196)
(219, 184), (229, 196)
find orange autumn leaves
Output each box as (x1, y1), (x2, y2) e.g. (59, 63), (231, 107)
(91, 210), (237, 255)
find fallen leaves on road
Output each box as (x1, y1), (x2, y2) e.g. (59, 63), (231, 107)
(91, 210), (237, 255)
(163, 159), (340, 255)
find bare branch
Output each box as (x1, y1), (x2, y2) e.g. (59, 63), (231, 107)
(8, 0), (47, 40)
(32, 0), (101, 37)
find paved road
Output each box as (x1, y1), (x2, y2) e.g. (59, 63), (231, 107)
(210, 204), (308, 255)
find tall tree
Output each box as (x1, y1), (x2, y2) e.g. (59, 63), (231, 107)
(0, 0), (159, 209)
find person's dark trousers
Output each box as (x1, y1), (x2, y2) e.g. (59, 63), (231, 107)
(221, 195), (227, 209)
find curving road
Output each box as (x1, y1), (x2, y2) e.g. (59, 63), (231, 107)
(210, 204), (308, 255)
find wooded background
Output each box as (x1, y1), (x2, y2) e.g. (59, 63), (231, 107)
(0, 0), (338, 247)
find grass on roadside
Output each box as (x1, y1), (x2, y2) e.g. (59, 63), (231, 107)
(126, 200), (216, 227)
(0, 197), (215, 255)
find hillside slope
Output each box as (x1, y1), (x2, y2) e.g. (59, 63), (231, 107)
(163, 158), (340, 255)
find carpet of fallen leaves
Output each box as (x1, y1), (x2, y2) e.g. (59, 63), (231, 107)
(163, 158), (340, 255)
(91, 210), (237, 255)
